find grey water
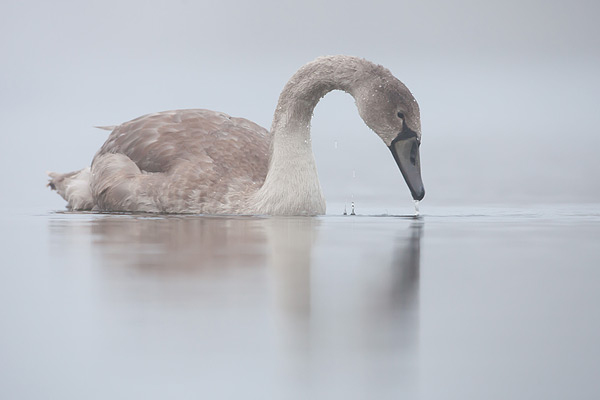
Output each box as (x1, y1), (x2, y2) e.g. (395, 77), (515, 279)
(1, 204), (600, 400)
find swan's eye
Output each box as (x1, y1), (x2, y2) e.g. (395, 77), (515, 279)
(397, 112), (405, 119)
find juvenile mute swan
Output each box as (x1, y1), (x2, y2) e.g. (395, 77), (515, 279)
(48, 55), (425, 215)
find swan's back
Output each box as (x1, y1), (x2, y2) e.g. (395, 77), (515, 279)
(89, 109), (270, 213)
(97, 109), (269, 174)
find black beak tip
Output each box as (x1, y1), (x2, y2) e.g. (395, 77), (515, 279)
(412, 188), (425, 201)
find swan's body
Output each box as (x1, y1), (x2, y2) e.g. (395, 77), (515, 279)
(48, 56), (425, 215)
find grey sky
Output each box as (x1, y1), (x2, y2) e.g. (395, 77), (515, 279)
(1, 0), (599, 211)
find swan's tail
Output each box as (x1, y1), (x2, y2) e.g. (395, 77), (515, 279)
(47, 168), (94, 211)
(94, 125), (117, 132)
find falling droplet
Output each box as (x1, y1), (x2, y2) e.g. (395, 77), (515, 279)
(351, 202), (356, 216)
(413, 200), (420, 216)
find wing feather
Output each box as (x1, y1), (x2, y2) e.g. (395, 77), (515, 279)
(94, 109), (270, 177)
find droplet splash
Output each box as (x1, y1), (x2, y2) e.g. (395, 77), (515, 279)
(413, 200), (420, 217)
(351, 202), (356, 215)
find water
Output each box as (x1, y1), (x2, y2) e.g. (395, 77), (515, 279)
(1, 204), (600, 399)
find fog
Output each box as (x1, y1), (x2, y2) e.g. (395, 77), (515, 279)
(2, 3), (600, 398)
(1, 0), (599, 211)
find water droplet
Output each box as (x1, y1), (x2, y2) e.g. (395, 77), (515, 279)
(351, 202), (356, 215)
(413, 200), (420, 216)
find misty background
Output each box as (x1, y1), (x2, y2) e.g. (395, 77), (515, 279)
(1, 0), (599, 212)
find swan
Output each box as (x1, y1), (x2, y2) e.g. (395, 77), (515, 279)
(48, 55), (425, 215)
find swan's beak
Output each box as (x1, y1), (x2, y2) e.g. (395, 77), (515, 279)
(389, 134), (425, 201)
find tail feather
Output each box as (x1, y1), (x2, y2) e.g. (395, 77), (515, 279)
(94, 125), (117, 132)
(47, 168), (94, 210)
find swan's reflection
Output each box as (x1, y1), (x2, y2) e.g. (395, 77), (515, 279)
(266, 218), (422, 397)
(48, 214), (422, 397)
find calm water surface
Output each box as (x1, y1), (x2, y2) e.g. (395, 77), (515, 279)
(1, 205), (599, 399)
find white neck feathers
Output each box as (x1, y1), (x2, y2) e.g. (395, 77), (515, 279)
(249, 56), (381, 215)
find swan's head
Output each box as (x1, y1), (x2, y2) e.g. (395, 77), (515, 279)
(355, 70), (425, 201)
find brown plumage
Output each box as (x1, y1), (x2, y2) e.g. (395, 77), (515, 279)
(50, 109), (270, 213)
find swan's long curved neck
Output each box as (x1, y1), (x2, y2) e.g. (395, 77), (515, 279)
(250, 56), (370, 215)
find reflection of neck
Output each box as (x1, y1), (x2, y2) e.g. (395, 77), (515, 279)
(250, 56), (373, 215)
(267, 217), (317, 361)
(268, 218), (317, 316)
